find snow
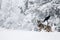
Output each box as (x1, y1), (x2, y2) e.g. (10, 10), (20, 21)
(0, 27), (60, 40)
(0, 0), (60, 32)
(0, 28), (60, 40)
(1, 0), (60, 40)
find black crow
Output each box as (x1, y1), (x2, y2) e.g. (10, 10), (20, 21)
(43, 15), (50, 22)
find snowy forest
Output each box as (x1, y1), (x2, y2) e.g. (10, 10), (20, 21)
(0, 0), (60, 32)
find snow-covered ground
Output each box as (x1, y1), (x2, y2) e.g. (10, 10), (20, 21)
(0, 27), (60, 40)
(0, 29), (60, 40)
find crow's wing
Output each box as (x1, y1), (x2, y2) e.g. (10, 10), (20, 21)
(43, 15), (50, 22)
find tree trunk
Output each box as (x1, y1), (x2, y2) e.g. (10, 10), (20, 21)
(0, 0), (2, 9)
